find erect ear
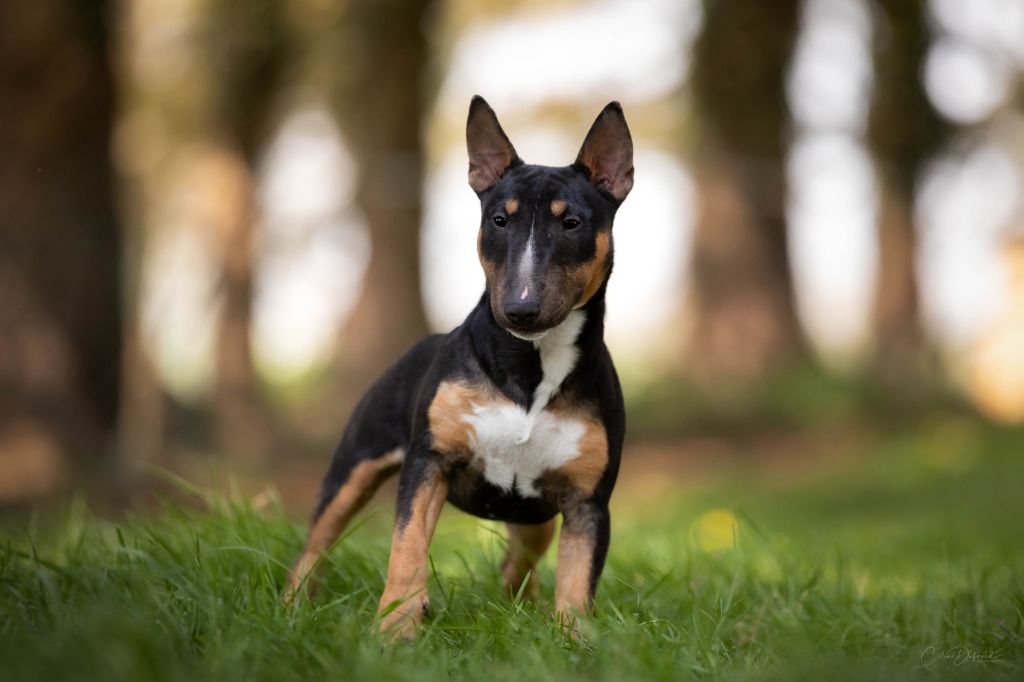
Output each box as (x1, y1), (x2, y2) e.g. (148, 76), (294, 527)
(466, 96), (521, 194)
(575, 102), (634, 202)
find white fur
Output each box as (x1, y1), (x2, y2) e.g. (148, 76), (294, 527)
(508, 328), (546, 341)
(459, 310), (587, 496)
(518, 234), (535, 285)
(520, 310), (585, 441)
(463, 404), (586, 497)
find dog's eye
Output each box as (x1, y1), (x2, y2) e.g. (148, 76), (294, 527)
(563, 218), (580, 230)
(492, 215), (508, 227)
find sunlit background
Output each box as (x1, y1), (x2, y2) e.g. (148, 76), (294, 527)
(3, 0), (1024, 508)
(140, 0), (1024, 376)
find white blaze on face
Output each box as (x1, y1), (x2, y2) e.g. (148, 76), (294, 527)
(520, 286), (529, 300)
(517, 229), (535, 291)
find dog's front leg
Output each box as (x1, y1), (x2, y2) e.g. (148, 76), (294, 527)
(554, 499), (610, 633)
(377, 454), (447, 640)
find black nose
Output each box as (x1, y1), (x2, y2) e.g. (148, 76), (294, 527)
(504, 300), (539, 326)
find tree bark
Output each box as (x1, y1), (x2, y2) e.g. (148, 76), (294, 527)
(687, 0), (805, 385)
(867, 0), (948, 387)
(329, 0), (433, 398)
(200, 0), (289, 462)
(0, 0), (122, 501)
(204, 145), (268, 462)
(871, 187), (925, 382)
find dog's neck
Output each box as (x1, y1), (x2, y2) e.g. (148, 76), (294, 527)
(466, 286), (608, 414)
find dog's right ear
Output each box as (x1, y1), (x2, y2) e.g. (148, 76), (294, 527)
(467, 96), (521, 194)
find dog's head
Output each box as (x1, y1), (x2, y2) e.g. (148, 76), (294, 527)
(466, 96), (634, 339)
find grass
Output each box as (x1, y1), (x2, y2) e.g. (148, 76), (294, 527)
(2, 419), (1023, 681)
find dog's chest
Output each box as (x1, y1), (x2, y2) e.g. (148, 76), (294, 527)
(462, 402), (586, 497)
(430, 311), (597, 499)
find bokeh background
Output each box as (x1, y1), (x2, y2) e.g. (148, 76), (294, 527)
(2, 0), (1024, 512)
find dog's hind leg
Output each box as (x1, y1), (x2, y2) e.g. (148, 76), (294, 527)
(501, 520), (555, 599)
(286, 448), (404, 600)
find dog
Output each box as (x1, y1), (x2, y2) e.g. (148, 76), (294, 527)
(286, 96), (634, 639)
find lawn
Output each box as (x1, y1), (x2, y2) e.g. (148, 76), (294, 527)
(2, 419), (1023, 681)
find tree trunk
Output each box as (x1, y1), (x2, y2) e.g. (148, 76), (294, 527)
(688, 154), (804, 383)
(330, 0), (433, 398)
(867, 0), (948, 387)
(871, 187), (926, 382)
(201, 0), (289, 462)
(203, 145), (268, 462)
(0, 0), (122, 502)
(687, 0), (805, 385)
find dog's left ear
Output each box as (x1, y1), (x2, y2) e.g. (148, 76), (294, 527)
(575, 102), (634, 202)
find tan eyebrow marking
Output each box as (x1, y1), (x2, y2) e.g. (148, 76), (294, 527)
(550, 199), (567, 217)
(505, 198), (520, 215)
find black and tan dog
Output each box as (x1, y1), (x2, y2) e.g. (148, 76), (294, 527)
(287, 96), (634, 638)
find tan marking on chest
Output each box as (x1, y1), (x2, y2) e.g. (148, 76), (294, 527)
(428, 380), (605, 497)
(428, 381), (486, 455)
(549, 403), (608, 495)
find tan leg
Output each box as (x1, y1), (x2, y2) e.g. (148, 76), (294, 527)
(554, 503), (610, 635)
(285, 449), (403, 601)
(502, 520), (555, 599)
(555, 528), (595, 622)
(377, 466), (448, 639)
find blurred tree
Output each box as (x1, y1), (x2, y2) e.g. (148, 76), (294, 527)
(199, 0), (290, 461)
(324, 0), (434, 397)
(0, 0), (122, 501)
(688, 0), (806, 385)
(866, 0), (949, 387)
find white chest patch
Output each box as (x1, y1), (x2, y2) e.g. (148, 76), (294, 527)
(463, 404), (587, 497)
(464, 310), (588, 497)
(508, 310), (586, 441)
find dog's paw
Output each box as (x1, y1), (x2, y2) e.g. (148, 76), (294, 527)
(554, 608), (585, 642)
(283, 553), (320, 604)
(379, 615), (418, 642)
(378, 593), (429, 642)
